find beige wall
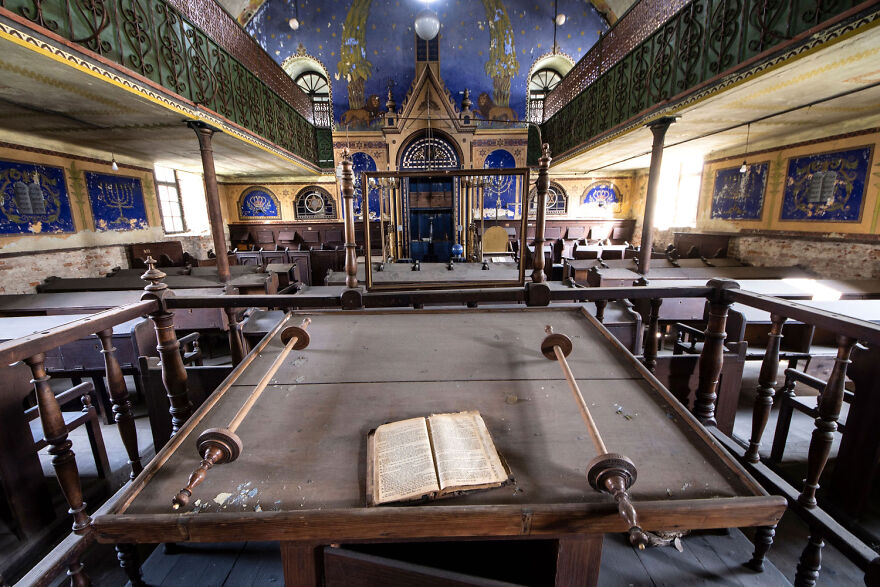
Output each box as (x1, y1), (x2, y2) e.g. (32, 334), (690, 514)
(0, 141), (214, 293)
(697, 129), (880, 235)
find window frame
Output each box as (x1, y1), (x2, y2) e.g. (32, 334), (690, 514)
(154, 168), (187, 234)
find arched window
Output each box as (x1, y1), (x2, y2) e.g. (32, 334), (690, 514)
(528, 68), (563, 124)
(294, 185), (337, 220)
(528, 181), (568, 216)
(295, 71), (332, 128)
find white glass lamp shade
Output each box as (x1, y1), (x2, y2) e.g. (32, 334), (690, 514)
(288, 17), (300, 30)
(414, 9), (440, 41)
(555, 13), (566, 26)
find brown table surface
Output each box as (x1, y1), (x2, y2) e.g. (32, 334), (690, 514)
(734, 299), (880, 324)
(93, 307), (781, 545)
(0, 314), (145, 340)
(326, 261), (521, 287)
(0, 288), (222, 315)
(590, 266), (815, 282)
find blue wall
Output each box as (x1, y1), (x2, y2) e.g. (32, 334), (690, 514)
(247, 0), (607, 128)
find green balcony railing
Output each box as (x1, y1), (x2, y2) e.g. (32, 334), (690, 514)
(0, 0), (324, 168)
(541, 0), (874, 158)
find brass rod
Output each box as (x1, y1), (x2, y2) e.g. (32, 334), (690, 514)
(548, 330), (608, 455)
(227, 317), (311, 432)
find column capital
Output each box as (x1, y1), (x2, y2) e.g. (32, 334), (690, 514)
(646, 115), (680, 134)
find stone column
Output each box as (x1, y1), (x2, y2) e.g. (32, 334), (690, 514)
(189, 121), (231, 283)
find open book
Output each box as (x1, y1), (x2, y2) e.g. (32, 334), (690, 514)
(366, 411), (512, 506)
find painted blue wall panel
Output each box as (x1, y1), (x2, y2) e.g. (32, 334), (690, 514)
(0, 160), (75, 235)
(86, 172), (149, 231)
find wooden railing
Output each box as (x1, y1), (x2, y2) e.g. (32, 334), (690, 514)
(541, 0), (879, 157)
(7, 271), (880, 585)
(0, 0), (323, 166)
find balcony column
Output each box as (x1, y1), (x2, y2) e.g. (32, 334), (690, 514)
(189, 121), (231, 283)
(638, 117), (677, 275)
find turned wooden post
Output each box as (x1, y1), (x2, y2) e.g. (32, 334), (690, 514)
(693, 279), (739, 427)
(96, 328), (142, 479)
(141, 257), (191, 435)
(340, 148), (358, 289)
(745, 313), (787, 463)
(116, 543), (145, 587)
(797, 334), (857, 508)
(643, 297), (663, 374)
(24, 353), (90, 532)
(594, 299), (607, 323)
(224, 286), (245, 366)
(531, 144), (551, 284)
(67, 558), (88, 587)
(794, 531), (824, 587)
(745, 524), (776, 572)
(226, 307), (245, 366)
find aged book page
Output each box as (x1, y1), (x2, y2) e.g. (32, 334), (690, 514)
(373, 417), (440, 504)
(428, 411), (508, 493)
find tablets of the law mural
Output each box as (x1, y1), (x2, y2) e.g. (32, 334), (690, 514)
(0, 159), (75, 235)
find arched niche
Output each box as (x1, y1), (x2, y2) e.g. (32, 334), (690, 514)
(238, 186), (281, 220)
(482, 149), (519, 219)
(293, 185), (337, 220)
(398, 130), (462, 170)
(528, 181), (568, 216)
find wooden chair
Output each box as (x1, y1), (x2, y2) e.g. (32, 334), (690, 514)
(1, 367), (110, 541)
(769, 368), (849, 464)
(235, 249), (263, 266)
(482, 226), (510, 254)
(261, 246), (289, 264)
(26, 381), (110, 481)
(139, 356), (231, 453)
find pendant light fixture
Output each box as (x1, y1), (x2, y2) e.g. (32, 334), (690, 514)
(111, 155), (119, 171)
(415, 0), (439, 41)
(740, 123), (750, 174)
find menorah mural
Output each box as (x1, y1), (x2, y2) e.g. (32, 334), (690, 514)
(85, 172), (149, 231)
(0, 160), (74, 235)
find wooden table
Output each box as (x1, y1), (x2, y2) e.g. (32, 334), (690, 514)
(586, 266), (815, 287)
(36, 273), (276, 295)
(325, 261), (521, 287)
(92, 307), (784, 585)
(0, 289), (228, 331)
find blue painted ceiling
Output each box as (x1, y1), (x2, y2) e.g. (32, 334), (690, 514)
(247, 0), (609, 127)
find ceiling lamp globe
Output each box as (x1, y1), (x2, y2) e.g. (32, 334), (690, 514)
(555, 13), (566, 26)
(414, 9), (440, 41)
(288, 17), (300, 30)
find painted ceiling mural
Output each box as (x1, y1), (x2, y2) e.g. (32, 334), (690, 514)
(246, 0), (609, 129)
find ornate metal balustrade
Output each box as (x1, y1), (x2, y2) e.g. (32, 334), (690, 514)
(542, 0), (874, 158)
(0, 0), (320, 166)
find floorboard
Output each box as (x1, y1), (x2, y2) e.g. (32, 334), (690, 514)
(132, 530), (792, 587)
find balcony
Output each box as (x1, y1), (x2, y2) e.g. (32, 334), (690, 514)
(0, 0), (330, 169)
(541, 0), (878, 160)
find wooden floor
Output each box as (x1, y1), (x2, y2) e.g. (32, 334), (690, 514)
(123, 529), (791, 587)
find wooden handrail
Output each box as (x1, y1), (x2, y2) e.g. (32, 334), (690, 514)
(0, 300), (158, 367)
(729, 290), (880, 345)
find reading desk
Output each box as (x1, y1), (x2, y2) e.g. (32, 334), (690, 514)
(92, 307), (784, 585)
